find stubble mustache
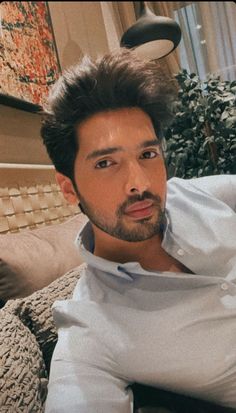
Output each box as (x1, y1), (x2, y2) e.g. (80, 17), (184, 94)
(117, 191), (162, 218)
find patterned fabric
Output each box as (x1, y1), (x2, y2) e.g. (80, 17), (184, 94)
(0, 310), (46, 413)
(0, 165), (79, 235)
(0, 264), (84, 412)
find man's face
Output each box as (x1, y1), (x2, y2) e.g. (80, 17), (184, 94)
(73, 107), (167, 242)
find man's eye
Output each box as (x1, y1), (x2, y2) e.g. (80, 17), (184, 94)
(95, 159), (114, 169)
(141, 150), (158, 159)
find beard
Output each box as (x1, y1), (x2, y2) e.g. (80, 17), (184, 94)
(77, 189), (166, 242)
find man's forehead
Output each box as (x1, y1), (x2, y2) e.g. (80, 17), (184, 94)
(78, 107), (154, 132)
(76, 107), (157, 149)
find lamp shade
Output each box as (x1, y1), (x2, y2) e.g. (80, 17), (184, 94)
(120, 2), (182, 60)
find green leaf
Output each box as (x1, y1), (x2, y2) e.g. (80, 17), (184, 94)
(226, 116), (236, 128)
(223, 95), (235, 102)
(165, 68), (236, 177)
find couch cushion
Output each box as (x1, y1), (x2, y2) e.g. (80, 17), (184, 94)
(0, 265), (85, 411)
(0, 310), (47, 412)
(0, 214), (88, 301)
(4, 264), (85, 373)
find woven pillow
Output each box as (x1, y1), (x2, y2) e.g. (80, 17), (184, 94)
(0, 214), (88, 301)
(0, 264), (84, 412)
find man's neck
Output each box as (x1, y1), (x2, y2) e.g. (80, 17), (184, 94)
(92, 225), (192, 274)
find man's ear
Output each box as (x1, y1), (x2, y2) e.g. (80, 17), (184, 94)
(55, 172), (79, 205)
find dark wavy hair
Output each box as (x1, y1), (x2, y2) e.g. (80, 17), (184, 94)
(40, 48), (177, 183)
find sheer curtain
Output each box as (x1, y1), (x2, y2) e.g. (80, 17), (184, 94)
(168, 1), (236, 80)
(146, 1), (236, 80)
(198, 1), (236, 80)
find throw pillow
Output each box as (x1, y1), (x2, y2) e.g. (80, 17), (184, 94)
(0, 214), (88, 301)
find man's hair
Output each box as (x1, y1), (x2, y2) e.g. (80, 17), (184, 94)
(41, 48), (177, 183)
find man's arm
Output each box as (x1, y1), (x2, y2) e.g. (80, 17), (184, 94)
(45, 301), (133, 413)
(45, 360), (133, 413)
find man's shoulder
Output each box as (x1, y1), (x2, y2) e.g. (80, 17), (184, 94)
(167, 174), (236, 196)
(167, 174), (236, 211)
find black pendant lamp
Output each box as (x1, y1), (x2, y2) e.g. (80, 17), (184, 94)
(120, 1), (182, 60)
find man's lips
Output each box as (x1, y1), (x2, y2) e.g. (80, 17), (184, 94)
(125, 200), (154, 213)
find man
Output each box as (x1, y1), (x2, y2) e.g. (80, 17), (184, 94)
(41, 49), (236, 413)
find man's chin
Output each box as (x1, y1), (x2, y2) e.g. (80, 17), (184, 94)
(117, 214), (165, 242)
(88, 210), (164, 242)
(115, 231), (158, 243)
(110, 221), (161, 242)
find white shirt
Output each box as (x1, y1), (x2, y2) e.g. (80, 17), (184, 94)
(45, 175), (236, 412)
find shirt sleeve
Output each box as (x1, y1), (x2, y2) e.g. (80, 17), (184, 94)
(45, 301), (133, 413)
(186, 175), (236, 212)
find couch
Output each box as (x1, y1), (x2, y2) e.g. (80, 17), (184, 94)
(0, 163), (83, 304)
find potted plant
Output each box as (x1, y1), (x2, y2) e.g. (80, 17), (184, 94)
(164, 69), (236, 179)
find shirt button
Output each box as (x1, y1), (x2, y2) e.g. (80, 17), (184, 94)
(221, 283), (229, 291)
(177, 249), (184, 256)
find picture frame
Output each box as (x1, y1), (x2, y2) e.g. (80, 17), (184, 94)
(0, 1), (61, 113)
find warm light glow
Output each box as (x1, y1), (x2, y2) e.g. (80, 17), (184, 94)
(133, 39), (174, 60)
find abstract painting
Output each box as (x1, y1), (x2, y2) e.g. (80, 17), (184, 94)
(0, 1), (61, 112)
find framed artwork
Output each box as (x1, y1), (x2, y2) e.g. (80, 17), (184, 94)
(0, 1), (61, 113)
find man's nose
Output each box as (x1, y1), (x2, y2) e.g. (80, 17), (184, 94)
(124, 161), (151, 196)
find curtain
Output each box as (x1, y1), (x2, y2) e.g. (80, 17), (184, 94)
(198, 1), (236, 80)
(169, 1), (236, 80)
(100, 2), (136, 51)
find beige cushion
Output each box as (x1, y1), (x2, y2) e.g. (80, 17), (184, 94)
(0, 214), (88, 301)
(0, 264), (84, 412)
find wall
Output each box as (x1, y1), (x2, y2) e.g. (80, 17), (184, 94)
(49, 1), (109, 70)
(0, 2), (110, 165)
(0, 105), (49, 164)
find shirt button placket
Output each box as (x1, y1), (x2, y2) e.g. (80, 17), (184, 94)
(221, 282), (229, 291)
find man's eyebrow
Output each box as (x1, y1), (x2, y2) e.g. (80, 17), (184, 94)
(86, 147), (123, 160)
(139, 139), (160, 149)
(86, 139), (160, 161)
